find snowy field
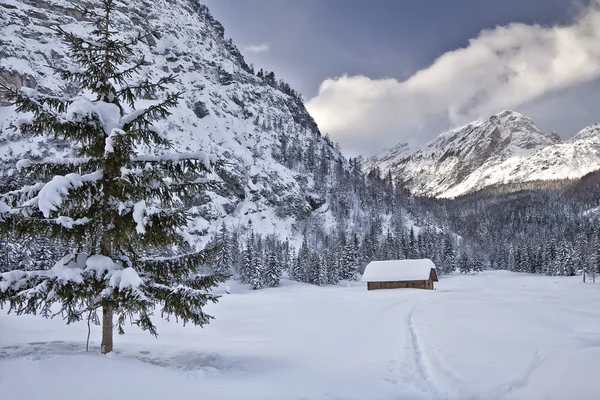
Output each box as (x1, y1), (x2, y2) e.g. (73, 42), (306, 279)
(2, 271), (600, 400)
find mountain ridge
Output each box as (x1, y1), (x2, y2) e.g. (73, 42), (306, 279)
(366, 110), (600, 198)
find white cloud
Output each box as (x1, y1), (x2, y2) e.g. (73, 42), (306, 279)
(243, 43), (270, 54)
(306, 1), (600, 156)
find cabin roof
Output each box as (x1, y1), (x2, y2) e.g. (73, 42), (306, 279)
(361, 259), (437, 282)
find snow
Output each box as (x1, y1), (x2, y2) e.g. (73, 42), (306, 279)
(15, 159), (31, 171)
(362, 259), (436, 282)
(66, 98), (121, 135)
(104, 129), (125, 154)
(2, 271), (600, 400)
(132, 200), (148, 234)
(110, 267), (144, 292)
(54, 216), (90, 229)
(120, 108), (148, 126)
(0, 201), (14, 217)
(23, 170), (103, 217)
(84, 255), (119, 275)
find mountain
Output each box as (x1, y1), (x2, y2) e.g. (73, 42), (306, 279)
(0, 0), (344, 247)
(367, 110), (600, 198)
(363, 142), (415, 174)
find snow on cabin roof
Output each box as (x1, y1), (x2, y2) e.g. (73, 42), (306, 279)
(361, 259), (436, 282)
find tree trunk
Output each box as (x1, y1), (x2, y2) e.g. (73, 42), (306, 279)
(101, 304), (114, 354)
(100, 231), (113, 354)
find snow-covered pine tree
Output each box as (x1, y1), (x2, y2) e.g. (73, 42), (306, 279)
(458, 251), (471, 274)
(239, 232), (255, 284)
(290, 236), (309, 282)
(323, 244), (339, 285)
(230, 228), (242, 275)
(249, 247), (263, 290)
(341, 236), (358, 280)
(315, 255), (328, 287)
(281, 238), (291, 272)
(263, 249), (282, 287)
(441, 236), (457, 274)
(290, 256), (304, 282)
(0, 0), (225, 354)
(472, 252), (484, 273)
(213, 221), (232, 277)
(250, 234), (264, 289)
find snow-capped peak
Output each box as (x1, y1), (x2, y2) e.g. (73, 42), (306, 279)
(367, 110), (600, 198)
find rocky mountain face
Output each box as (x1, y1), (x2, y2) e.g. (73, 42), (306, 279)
(367, 110), (600, 198)
(0, 0), (343, 246)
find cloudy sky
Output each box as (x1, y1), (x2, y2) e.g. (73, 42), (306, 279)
(203, 0), (600, 156)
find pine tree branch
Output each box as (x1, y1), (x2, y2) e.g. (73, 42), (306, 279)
(117, 75), (178, 109)
(137, 248), (221, 283)
(16, 157), (99, 180)
(120, 92), (183, 133)
(1, 84), (69, 117)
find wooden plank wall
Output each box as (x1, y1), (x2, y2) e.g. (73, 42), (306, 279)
(367, 280), (433, 290)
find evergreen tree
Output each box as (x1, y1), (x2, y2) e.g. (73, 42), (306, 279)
(263, 249), (281, 287)
(230, 228), (242, 275)
(213, 222), (232, 277)
(291, 236), (309, 282)
(0, 0), (225, 354)
(239, 232), (255, 284)
(458, 251), (471, 274)
(472, 252), (484, 273)
(281, 239), (292, 272)
(314, 255), (328, 287)
(341, 234), (359, 280)
(249, 253), (263, 290)
(441, 236), (457, 274)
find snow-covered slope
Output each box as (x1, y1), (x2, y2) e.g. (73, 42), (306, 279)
(368, 110), (600, 198)
(0, 0), (341, 244)
(364, 142), (415, 173)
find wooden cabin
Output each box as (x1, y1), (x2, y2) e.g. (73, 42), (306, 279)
(362, 259), (438, 290)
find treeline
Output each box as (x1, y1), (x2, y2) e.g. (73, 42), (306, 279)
(206, 222), (462, 289)
(422, 172), (600, 278)
(204, 155), (466, 289)
(254, 68), (303, 100)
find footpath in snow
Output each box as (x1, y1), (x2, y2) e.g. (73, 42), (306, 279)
(2, 271), (600, 400)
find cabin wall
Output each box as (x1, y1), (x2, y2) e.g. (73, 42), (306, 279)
(367, 280), (434, 291)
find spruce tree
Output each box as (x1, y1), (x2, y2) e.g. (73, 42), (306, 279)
(441, 236), (457, 274)
(249, 251), (263, 290)
(315, 256), (328, 287)
(239, 233), (255, 284)
(250, 235), (264, 289)
(213, 222), (232, 277)
(458, 251), (471, 274)
(291, 237), (309, 282)
(341, 236), (358, 280)
(472, 253), (484, 273)
(0, 0), (225, 354)
(263, 250), (282, 287)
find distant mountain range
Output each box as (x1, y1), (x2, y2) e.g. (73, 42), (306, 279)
(365, 110), (600, 198)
